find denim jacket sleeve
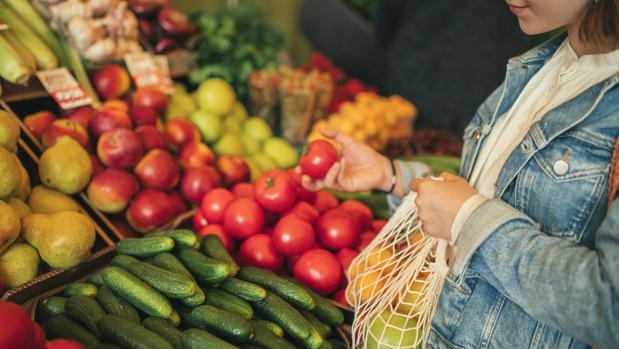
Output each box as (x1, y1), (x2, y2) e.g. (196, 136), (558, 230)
(386, 160), (432, 208)
(452, 198), (619, 348)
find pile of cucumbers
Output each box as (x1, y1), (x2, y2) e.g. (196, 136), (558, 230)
(40, 229), (347, 349)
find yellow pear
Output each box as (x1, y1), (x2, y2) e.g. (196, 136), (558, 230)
(28, 185), (79, 214)
(7, 198), (31, 218)
(0, 242), (39, 288)
(0, 200), (20, 255)
(0, 110), (20, 153)
(39, 136), (92, 194)
(13, 165), (31, 201)
(0, 147), (22, 200)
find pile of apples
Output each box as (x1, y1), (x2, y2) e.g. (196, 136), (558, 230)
(192, 140), (386, 303)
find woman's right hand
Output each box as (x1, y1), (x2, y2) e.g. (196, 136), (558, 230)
(299, 129), (395, 193)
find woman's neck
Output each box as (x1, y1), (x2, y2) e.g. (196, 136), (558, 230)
(566, 23), (618, 57)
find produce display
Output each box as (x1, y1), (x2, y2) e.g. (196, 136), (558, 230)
(37, 230), (347, 349)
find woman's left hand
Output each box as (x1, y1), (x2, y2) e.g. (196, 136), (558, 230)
(410, 173), (477, 240)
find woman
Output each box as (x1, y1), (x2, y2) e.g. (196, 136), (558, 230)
(302, 0), (619, 348)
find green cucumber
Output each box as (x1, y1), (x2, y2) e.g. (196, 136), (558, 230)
(220, 278), (267, 302)
(45, 314), (100, 349)
(116, 236), (175, 257)
(242, 345), (262, 349)
(176, 304), (202, 328)
(201, 235), (239, 276)
(63, 282), (98, 297)
(253, 319), (283, 337)
(65, 295), (105, 337)
(96, 344), (122, 349)
(320, 340), (333, 349)
(101, 266), (173, 320)
(143, 317), (183, 349)
(204, 288), (253, 319)
(88, 271), (104, 287)
(249, 321), (295, 349)
(327, 339), (346, 349)
(191, 305), (253, 343)
(301, 326), (324, 349)
(148, 229), (198, 250)
(238, 267), (314, 310)
(98, 315), (174, 349)
(253, 293), (311, 341)
(302, 310), (332, 338)
(181, 328), (240, 349)
(112, 255), (197, 299)
(96, 285), (141, 324)
(177, 249), (230, 285)
(283, 276), (344, 326)
(149, 253), (205, 307)
(41, 296), (66, 317)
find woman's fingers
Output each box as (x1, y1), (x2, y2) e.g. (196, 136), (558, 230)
(323, 161), (343, 189)
(320, 128), (354, 147)
(301, 175), (325, 192)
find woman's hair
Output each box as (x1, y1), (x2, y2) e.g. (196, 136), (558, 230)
(580, 0), (619, 46)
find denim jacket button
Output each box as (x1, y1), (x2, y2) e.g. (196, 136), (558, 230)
(553, 160), (569, 175)
(473, 130), (481, 143)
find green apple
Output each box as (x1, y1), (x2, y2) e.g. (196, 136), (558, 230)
(263, 137), (298, 169)
(213, 133), (245, 156)
(241, 134), (261, 155)
(229, 101), (248, 120)
(243, 156), (263, 182)
(253, 153), (278, 172)
(223, 117), (243, 134)
(166, 91), (196, 121)
(189, 110), (222, 143)
(243, 117), (272, 142)
(367, 310), (421, 349)
(195, 78), (236, 116)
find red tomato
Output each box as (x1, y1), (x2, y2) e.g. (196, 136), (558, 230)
(372, 219), (387, 233)
(0, 301), (36, 349)
(287, 169), (316, 202)
(299, 140), (339, 179)
(198, 225), (235, 252)
(332, 289), (349, 306)
(200, 188), (235, 225)
(223, 198), (265, 239)
(336, 248), (359, 273)
(284, 201), (319, 224)
(339, 200), (373, 230)
(254, 170), (297, 213)
(263, 227), (274, 236)
(293, 249), (342, 295)
(313, 191), (339, 213)
(33, 322), (45, 349)
(231, 182), (254, 199)
(315, 209), (360, 250)
(287, 253), (301, 271)
(44, 339), (86, 349)
(239, 234), (283, 270)
(358, 231), (377, 252)
(272, 215), (315, 255)
(193, 210), (209, 231)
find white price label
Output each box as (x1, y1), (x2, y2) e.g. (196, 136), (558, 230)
(152, 55), (175, 95)
(124, 52), (162, 90)
(36, 68), (91, 110)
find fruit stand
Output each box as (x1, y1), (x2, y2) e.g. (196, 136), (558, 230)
(0, 1), (463, 348)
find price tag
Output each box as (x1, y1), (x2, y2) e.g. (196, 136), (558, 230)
(37, 68), (91, 110)
(124, 52), (162, 89)
(152, 55), (174, 95)
(0, 20), (9, 31)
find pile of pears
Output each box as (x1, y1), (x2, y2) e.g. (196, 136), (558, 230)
(0, 110), (95, 292)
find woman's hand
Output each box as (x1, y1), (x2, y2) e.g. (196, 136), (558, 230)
(299, 129), (394, 193)
(410, 173), (477, 240)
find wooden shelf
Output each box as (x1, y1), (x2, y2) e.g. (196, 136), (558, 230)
(0, 78), (49, 103)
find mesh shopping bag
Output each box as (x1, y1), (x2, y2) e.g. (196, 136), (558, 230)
(346, 192), (450, 349)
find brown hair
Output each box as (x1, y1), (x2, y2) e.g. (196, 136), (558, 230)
(580, 0), (619, 46)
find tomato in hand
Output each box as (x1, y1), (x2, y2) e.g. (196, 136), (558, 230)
(313, 191), (339, 213)
(299, 140), (339, 179)
(254, 170), (297, 213)
(273, 215), (315, 255)
(316, 209), (360, 250)
(198, 224), (234, 251)
(339, 200), (373, 231)
(200, 188), (235, 224)
(283, 201), (320, 224)
(223, 198), (265, 239)
(239, 234), (283, 270)
(293, 249), (342, 295)
(231, 182), (254, 199)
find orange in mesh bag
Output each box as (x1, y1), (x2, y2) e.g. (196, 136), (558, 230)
(346, 192), (450, 349)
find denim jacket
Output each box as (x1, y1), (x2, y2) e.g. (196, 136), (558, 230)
(393, 34), (619, 348)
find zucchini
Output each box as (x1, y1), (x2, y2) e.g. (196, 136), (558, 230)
(204, 288), (253, 319)
(112, 255), (197, 299)
(249, 321), (295, 349)
(96, 285), (141, 324)
(101, 266), (173, 320)
(148, 229), (198, 250)
(63, 282), (98, 297)
(238, 267), (314, 310)
(143, 317), (182, 349)
(191, 305), (254, 343)
(220, 278), (267, 302)
(45, 314), (99, 349)
(149, 253), (205, 307)
(302, 310), (332, 338)
(98, 315), (173, 349)
(284, 276), (344, 326)
(253, 320), (283, 337)
(177, 249), (230, 285)
(181, 328), (240, 349)
(65, 295), (105, 337)
(88, 271), (104, 287)
(201, 235), (239, 276)
(253, 293), (311, 342)
(116, 236), (175, 257)
(41, 296), (66, 317)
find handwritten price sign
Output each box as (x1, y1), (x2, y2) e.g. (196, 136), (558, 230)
(37, 68), (91, 109)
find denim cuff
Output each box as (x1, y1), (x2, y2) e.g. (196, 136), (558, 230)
(386, 160), (432, 211)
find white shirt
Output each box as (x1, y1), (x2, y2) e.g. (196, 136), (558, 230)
(450, 39), (619, 244)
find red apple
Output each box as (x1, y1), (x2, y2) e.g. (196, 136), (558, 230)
(216, 155), (250, 187)
(130, 106), (159, 127)
(111, 218), (139, 238)
(164, 119), (201, 151)
(179, 142), (214, 169)
(180, 166), (221, 204)
(126, 189), (175, 233)
(33, 322), (44, 349)
(90, 154), (105, 176)
(64, 106), (95, 130)
(0, 301), (36, 349)
(158, 6), (197, 38)
(93, 64), (131, 100)
(133, 87), (168, 114)
(134, 149), (180, 190)
(89, 108), (132, 138)
(42, 119), (89, 148)
(135, 125), (166, 151)
(102, 99), (130, 113)
(24, 111), (55, 138)
(87, 168), (139, 213)
(97, 129), (144, 168)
